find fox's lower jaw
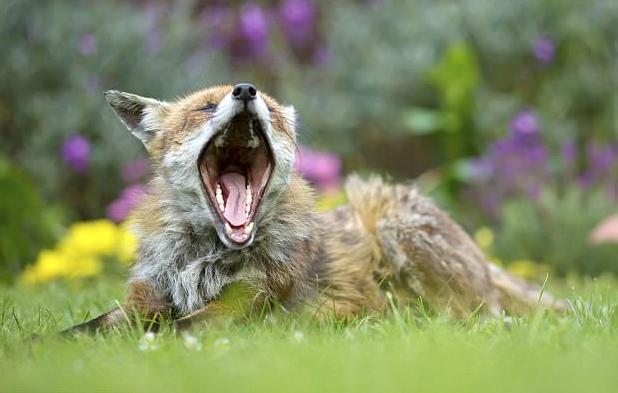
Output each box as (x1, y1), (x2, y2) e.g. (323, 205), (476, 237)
(217, 222), (257, 250)
(198, 109), (274, 248)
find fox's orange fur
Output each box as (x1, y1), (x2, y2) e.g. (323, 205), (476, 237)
(64, 84), (565, 334)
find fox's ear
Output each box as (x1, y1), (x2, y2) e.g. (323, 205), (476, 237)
(104, 90), (169, 150)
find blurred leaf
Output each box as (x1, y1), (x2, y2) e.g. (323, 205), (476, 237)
(428, 42), (479, 123)
(450, 159), (476, 182)
(0, 157), (63, 282)
(402, 107), (444, 135)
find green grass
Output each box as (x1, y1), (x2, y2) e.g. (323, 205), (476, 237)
(1, 278), (617, 393)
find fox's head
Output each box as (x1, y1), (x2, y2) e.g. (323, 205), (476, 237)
(105, 83), (297, 249)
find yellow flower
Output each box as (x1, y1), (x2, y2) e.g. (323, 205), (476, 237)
(20, 219), (137, 285)
(507, 259), (551, 280)
(116, 223), (138, 264)
(20, 249), (104, 285)
(21, 249), (68, 285)
(58, 220), (120, 257)
(65, 255), (102, 279)
(315, 190), (347, 212)
(28, 249), (69, 283)
(474, 226), (494, 252)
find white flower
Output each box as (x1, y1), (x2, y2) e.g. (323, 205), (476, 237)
(183, 333), (202, 351)
(213, 337), (231, 351)
(138, 331), (159, 351)
(292, 330), (305, 343)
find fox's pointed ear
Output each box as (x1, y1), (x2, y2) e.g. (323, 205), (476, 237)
(104, 90), (169, 150)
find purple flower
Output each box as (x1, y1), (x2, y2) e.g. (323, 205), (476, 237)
(121, 158), (149, 183)
(106, 184), (148, 222)
(122, 184), (148, 204)
(561, 139), (577, 167)
(509, 110), (539, 138)
(579, 142), (618, 188)
(106, 199), (132, 223)
(279, 0), (316, 49)
(588, 143), (616, 175)
(577, 171), (594, 189)
(467, 158), (493, 182)
(464, 110), (549, 217)
(294, 145), (342, 191)
(77, 33), (97, 57)
(239, 3), (269, 57)
(533, 36), (555, 65)
(61, 135), (91, 173)
(201, 4), (235, 50)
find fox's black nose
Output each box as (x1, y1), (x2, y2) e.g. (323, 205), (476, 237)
(232, 83), (257, 102)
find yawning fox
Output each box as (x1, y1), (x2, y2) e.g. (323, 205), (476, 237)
(66, 83), (565, 333)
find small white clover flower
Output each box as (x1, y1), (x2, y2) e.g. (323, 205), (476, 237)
(213, 337), (231, 351)
(182, 333), (203, 351)
(292, 330), (305, 343)
(138, 331), (159, 351)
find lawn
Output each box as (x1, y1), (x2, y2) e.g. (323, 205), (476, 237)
(1, 277), (617, 393)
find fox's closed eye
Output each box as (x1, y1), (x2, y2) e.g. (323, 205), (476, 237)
(198, 103), (217, 112)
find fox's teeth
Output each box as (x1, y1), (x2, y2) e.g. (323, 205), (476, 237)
(216, 184), (224, 210)
(247, 121), (260, 148)
(248, 135), (260, 148)
(214, 133), (226, 147)
(244, 222), (254, 235)
(225, 223), (233, 235)
(245, 186), (252, 217)
(246, 185), (252, 207)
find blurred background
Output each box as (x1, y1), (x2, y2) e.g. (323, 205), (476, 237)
(1, 0), (617, 286)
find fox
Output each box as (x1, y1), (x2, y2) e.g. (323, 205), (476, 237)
(65, 83), (565, 334)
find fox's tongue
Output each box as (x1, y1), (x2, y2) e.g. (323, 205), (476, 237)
(220, 172), (247, 227)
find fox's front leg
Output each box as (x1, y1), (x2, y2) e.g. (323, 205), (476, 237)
(173, 281), (259, 332)
(62, 280), (170, 335)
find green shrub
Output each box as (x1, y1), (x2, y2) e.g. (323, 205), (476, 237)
(284, 0), (618, 175)
(494, 188), (618, 275)
(0, 0), (230, 218)
(0, 158), (63, 283)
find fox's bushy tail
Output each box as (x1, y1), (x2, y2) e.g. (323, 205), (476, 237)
(344, 174), (567, 315)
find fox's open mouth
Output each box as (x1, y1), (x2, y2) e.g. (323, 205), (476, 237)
(198, 113), (273, 247)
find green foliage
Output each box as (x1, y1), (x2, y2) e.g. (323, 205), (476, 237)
(428, 43), (479, 135)
(0, 0), (230, 217)
(403, 43), (480, 164)
(494, 188), (618, 275)
(0, 158), (63, 282)
(3, 0), (616, 203)
(285, 0), (618, 171)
